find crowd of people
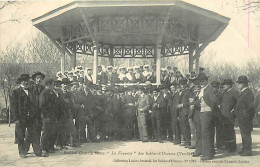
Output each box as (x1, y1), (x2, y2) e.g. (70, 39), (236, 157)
(11, 65), (256, 161)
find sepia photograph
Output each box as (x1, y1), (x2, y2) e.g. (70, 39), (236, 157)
(0, 0), (260, 166)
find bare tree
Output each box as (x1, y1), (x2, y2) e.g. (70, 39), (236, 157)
(0, 1), (23, 24)
(243, 1), (260, 12)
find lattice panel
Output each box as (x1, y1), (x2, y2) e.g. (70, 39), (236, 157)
(68, 41), (190, 57)
(161, 42), (190, 57)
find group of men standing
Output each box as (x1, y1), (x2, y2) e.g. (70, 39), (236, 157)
(11, 67), (255, 161)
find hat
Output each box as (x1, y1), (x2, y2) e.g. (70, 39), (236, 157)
(144, 65), (149, 68)
(76, 66), (83, 70)
(236, 75), (250, 83)
(107, 66), (113, 69)
(153, 86), (160, 92)
(71, 81), (79, 87)
(54, 80), (62, 86)
(222, 79), (234, 86)
(17, 74), (31, 83)
(161, 68), (167, 71)
(211, 81), (220, 88)
(197, 73), (209, 81)
(179, 78), (188, 85)
(199, 67), (205, 71)
(56, 71), (62, 77)
(68, 71), (73, 74)
(32, 71), (45, 80)
(62, 78), (70, 85)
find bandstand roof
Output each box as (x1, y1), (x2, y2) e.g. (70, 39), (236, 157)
(32, 0), (230, 58)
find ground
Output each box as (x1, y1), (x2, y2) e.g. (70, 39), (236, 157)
(0, 124), (259, 167)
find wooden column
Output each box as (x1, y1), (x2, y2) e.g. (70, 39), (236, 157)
(109, 58), (114, 66)
(155, 44), (161, 85)
(61, 43), (65, 73)
(189, 45), (195, 72)
(72, 44), (76, 69)
(109, 45), (114, 66)
(72, 52), (76, 69)
(195, 44), (200, 74)
(93, 45), (98, 84)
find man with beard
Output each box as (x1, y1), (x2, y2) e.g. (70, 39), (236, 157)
(11, 74), (42, 158)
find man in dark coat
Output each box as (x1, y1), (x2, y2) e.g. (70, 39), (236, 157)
(11, 74), (42, 158)
(219, 79), (238, 152)
(39, 78), (58, 157)
(150, 87), (166, 143)
(235, 75), (255, 156)
(98, 66), (108, 85)
(121, 88), (136, 140)
(210, 81), (224, 150)
(169, 83), (182, 145)
(177, 78), (191, 148)
(25, 71), (45, 154)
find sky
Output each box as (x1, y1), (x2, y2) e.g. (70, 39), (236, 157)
(0, 0), (259, 67)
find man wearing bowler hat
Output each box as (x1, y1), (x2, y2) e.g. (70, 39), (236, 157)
(235, 75), (255, 156)
(219, 79), (239, 152)
(11, 74), (42, 158)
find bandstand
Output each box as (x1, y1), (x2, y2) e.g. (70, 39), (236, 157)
(32, 0), (230, 85)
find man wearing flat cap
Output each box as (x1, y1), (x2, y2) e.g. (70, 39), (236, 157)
(11, 74), (42, 158)
(234, 75), (255, 156)
(219, 79), (239, 152)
